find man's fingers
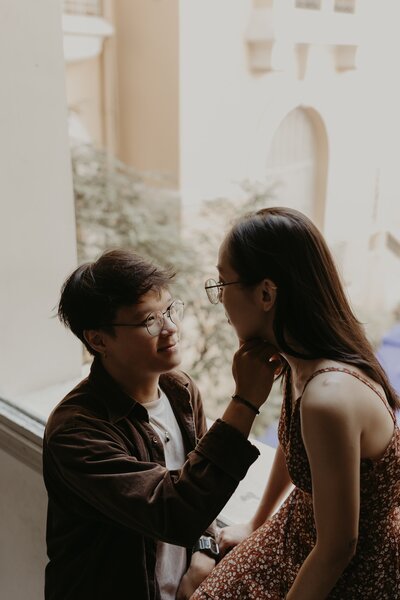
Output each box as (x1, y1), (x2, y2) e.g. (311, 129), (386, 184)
(242, 345), (280, 364)
(269, 354), (284, 375)
(237, 337), (263, 352)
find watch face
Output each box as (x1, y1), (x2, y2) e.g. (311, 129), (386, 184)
(194, 536), (220, 557)
(200, 536), (219, 555)
(210, 538), (218, 554)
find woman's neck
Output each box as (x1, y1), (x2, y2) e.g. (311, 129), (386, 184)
(280, 354), (339, 400)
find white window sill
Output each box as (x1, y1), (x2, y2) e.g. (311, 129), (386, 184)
(0, 398), (44, 473)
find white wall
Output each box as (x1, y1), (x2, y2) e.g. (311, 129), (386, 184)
(0, 447), (47, 600)
(0, 0), (82, 398)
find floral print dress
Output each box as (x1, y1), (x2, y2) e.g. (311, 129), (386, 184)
(192, 368), (400, 599)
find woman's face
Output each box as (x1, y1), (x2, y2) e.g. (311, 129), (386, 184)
(217, 238), (270, 342)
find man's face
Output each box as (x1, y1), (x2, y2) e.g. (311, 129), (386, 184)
(102, 287), (182, 376)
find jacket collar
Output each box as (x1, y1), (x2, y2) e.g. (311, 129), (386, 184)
(88, 358), (190, 424)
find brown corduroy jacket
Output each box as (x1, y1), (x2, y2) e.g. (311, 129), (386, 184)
(43, 358), (259, 600)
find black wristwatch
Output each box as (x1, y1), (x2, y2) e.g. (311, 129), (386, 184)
(192, 536), (220, 559)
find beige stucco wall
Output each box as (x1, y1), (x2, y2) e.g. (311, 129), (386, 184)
(177, 0), (396, 316)
(0, 447), (47, 600)
(113, 0), (180, 185)
(66, 57), (105, 145)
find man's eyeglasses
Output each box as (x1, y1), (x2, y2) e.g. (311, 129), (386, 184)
(204, 279), (241, 305)
(104, 299), (184, 337)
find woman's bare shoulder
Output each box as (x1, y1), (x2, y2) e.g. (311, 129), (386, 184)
(300, 365), (387, 425)
(301, 368), (372, 417)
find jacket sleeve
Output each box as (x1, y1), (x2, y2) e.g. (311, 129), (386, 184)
(184, 374), (218, 543)
(44, 414), (259, 549)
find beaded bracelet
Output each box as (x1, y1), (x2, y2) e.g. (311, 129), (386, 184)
(231, 394), (260, 415)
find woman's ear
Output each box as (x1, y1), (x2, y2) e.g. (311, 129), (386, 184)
(83, 329), (107, 357)
(261, 279), (277, 311)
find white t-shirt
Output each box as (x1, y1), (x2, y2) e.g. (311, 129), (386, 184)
(145, 388), (187, 599)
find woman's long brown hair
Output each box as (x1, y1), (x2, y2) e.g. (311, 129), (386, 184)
(226, 206), (400, 410)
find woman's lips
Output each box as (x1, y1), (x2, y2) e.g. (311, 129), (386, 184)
(224, 311), (231, 325)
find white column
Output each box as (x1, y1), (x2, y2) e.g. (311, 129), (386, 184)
(0, 0), (82, 399)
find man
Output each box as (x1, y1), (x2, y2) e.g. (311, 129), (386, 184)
(43, 249), (276, 600)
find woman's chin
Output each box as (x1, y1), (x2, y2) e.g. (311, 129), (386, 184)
(236, 329), (269, 343)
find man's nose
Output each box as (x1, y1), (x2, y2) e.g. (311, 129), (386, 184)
(160, 313), (178, 334)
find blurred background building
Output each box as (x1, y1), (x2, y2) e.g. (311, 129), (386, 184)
(63, 0), (400, 319)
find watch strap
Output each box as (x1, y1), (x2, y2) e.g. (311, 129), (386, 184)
(192, 535), (220, 559)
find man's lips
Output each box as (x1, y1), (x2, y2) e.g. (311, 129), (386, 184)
(158, 341), (179, 352)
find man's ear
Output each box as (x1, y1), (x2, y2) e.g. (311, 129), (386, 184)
(83, 329), (107, 357)
(261, 279), (277, 311)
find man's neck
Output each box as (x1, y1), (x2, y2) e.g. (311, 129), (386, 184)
(101, 358), (160, 404)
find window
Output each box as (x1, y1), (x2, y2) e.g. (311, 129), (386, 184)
(334, 0), (356, 14)
(295, 0), (321, 10)
(266, 107), (328, 227)
(62, 0), (103, 17)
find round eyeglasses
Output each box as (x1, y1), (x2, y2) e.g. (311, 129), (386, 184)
(105, 299), (184, 337)
(204, 278), (241, 305)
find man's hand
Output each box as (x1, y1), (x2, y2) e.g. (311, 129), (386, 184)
(232, 339), (281, 410)
(176, 552), (216, 600)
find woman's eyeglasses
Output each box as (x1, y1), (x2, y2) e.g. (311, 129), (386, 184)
(204, 279), (241, 305)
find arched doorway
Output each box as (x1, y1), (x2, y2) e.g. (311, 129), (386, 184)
(265, 107), (328, 229)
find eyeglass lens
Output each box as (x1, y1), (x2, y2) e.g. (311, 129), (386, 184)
(205, 279), (220, 305)
(147, 301), (184, 336)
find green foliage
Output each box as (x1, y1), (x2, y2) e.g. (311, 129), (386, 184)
(71, 144), (283, 435)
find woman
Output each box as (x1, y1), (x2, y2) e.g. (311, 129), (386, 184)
(192, 207), (400, 599)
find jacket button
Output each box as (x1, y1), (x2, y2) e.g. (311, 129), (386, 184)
(152, 437), (158, 444)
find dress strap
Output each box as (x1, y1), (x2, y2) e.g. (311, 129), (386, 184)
(301, 367), (397, 424)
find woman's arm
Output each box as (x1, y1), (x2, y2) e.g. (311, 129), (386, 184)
(286, 384), (361, 600)
(251, 443), (293, 529)
(219, 443), (293, 554)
